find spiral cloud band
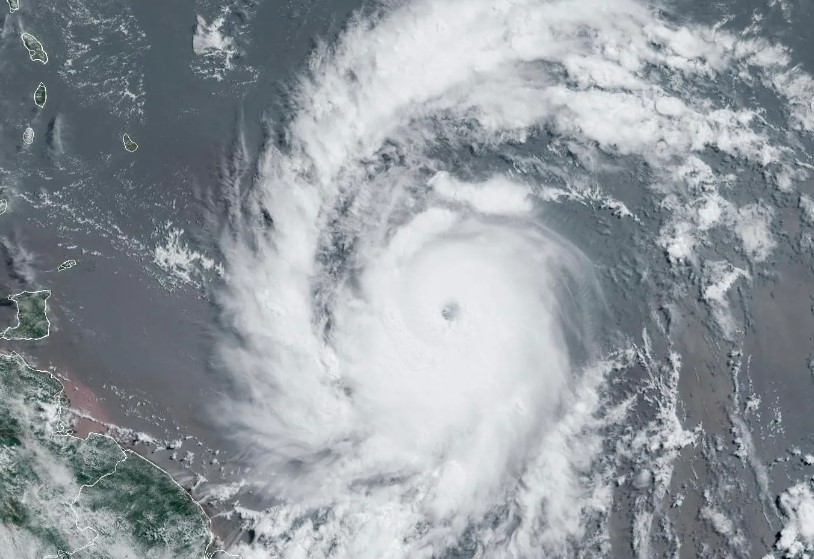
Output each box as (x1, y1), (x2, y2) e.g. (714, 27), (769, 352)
(221, 169), (602, 556)
(216, 0), (811, 555)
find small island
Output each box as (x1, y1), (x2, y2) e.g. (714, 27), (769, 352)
(57, 259), (76, 271)
(34, 82), (47, 107)
(6, 0), (19, 13)
(22, 127), (34, 145)
(2, 290), (51, 340)
(122, 133), (139, 152)
(21, 32), (48, 64)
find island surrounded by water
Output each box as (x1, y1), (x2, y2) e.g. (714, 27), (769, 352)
(20, 33), (47, 64)
(34, 82), (46, 107)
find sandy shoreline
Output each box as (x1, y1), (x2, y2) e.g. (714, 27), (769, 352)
(58, 367), (112, 438)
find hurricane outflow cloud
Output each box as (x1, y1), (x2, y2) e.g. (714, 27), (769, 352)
(216, 0), (812, 556)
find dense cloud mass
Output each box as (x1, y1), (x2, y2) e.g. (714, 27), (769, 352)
(214, 0), (814, 556)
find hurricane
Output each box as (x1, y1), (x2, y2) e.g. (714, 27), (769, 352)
(213, 0), (814, 556)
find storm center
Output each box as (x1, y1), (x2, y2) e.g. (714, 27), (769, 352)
(440, 300), (460, 321)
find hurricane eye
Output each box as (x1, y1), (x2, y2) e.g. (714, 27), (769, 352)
(440, 301), (460, 322)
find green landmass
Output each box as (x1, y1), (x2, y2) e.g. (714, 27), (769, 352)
(122, 133), (139, 153)
(34, 82), (47, 108)
(20, 32), (47, 64)
(6, 0), (19, 13)
(2, 290), (50, 340)
(0, 353), (216, 558)
(22, 127), (34, 145)
(58, 259), (77, 271)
